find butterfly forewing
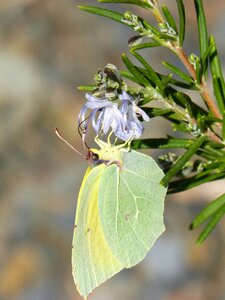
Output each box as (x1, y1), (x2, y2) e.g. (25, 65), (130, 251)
(72, 165), (123, 299)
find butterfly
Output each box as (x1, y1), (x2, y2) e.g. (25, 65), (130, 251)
(55, 128), (167, 299)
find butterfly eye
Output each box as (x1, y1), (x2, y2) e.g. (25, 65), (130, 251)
(91, 152), (99, 162)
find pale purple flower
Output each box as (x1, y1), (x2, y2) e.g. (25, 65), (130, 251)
(78, 91), (150, 141)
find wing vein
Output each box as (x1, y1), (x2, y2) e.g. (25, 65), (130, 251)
(120, 177), (150, 251)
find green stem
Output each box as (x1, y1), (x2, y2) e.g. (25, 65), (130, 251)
(152, 6), (165, 23)
(176, 47), (222, 120)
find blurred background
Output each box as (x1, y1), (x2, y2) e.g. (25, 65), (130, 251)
(0, 0), (225, 299)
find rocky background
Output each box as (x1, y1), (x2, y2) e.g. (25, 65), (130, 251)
(0, 1), (225, 299)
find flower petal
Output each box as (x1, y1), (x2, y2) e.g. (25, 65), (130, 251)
(134, 105), (150, 121)
(91, 109), (100, 132)
(102, 107), (114, 134)
(95, 109), (104, 132)
(78, 105), (88, 125)
(85, 93), (112, 109)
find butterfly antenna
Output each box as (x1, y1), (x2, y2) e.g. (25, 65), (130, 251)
(78, 116), (89, 137)
(78, 117), (91, 152)
(55, 128), (86, 159)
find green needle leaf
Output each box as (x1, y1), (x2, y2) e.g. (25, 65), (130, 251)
(131, 138), (193, 150)
(169, 173), (225, 194)
(209, 35), (225, 114)
(190, 193), (225, 230)
(162, 61), (194, 83)
(196, 203), (225, 244)
(201, 43), (214, 76)
(223, 113), (225, 141)
(122, 53), (150, 87)
(212, 76), (225, 115)
(161, 135), (207, 187)
(120, 70), (142, 85)
(78, 5), (127, 26)
(194, 0), (208, 59)
(176, 0), (185, 46)
(161, 6), (178, 33)
(98, 0), (153, 9)
(131, 50), (162, 88)
(78, 85), (95, 91)
(131, 42), (160, 51)
(195, 56), (202, 84)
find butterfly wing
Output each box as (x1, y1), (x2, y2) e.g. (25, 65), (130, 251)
(72, 165), (123, 299)
(98, 150), (167, 268)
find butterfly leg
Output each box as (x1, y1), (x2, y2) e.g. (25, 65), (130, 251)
(111, 133), (133, 152)
(94, 135), (108, 149)
(107, 130), (114, 146)
(94, 130), (114, 149)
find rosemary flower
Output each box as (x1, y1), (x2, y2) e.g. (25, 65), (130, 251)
(78, 91), (149, 141)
